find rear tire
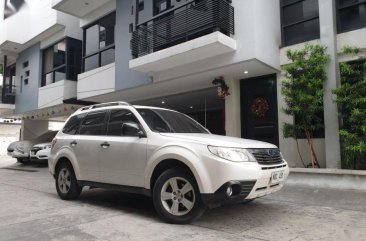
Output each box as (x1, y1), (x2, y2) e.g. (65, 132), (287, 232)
(152, 168), (206, 224)
(55, 162), (82, 200)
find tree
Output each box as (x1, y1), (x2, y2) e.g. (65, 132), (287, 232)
(333, 46), (366, 170)
(281, 44), (329, 168)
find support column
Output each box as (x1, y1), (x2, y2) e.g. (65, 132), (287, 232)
(225, 79), (241, 137)
(318, 0), (341, 168)
(21, 119), (49, 141)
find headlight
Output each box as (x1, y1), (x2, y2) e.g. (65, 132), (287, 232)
(208, 146), (255, 162)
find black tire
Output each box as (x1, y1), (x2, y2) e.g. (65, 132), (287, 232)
(17, 158), (30, 164)
(152, 168), (206, 224)
(55, 162), (82, 200)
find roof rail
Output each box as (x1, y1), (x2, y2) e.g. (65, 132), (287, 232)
(76, 102), (131, 113)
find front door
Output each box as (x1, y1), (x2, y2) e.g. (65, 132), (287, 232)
(240, 75), (279, 147)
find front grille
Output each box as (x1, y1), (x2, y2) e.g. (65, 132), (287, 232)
(239, 180), (256, 197)
(248, 149), (284, 165)
(31, 147), (42, 154)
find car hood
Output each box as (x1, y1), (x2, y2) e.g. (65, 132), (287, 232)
(33, 143), (51, 148)
(159, 133), (278, 149)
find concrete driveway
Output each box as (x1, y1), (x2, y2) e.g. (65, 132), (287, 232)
(0, 158), (365, 241)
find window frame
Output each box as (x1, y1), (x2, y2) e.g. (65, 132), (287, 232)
(280, 0), (320, 46)
(82, 12), (116, 72)
(336, 0), (366, 33)
(41, 37), (82, 87)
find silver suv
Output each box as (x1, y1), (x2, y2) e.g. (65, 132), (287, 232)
(49, 102), (289, 224)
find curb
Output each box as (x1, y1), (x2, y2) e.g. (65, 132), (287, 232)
(286, 168), (366, 192)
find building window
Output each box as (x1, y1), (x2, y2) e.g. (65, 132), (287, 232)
(42, 38), (82, 87)
(83, 12), (116, 72)
(337, 0), (366, 33)
(138, 0), (144, 11)
(280, 0), (320, 46)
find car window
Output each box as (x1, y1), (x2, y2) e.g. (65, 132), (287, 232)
(79, 111), (107, 136)
(62, 114), (85, 135)
(107, 109), (140, 136)
(137, 108), (208, 133)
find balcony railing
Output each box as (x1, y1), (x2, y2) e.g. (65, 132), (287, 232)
(131, 0), (234, 59)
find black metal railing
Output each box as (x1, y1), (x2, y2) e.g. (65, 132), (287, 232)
(131, 0), (234, 58)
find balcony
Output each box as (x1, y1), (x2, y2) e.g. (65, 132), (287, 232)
(38, 80), (77, 109)
(129, 0), (235, 73)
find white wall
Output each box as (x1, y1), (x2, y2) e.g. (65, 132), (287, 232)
(77, 63), (116, 99)
(0, 0), (57, 45)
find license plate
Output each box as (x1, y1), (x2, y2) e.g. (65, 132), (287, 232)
(271, 170), (285, 184)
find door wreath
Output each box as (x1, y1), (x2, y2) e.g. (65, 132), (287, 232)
(251, 98), (269, 117)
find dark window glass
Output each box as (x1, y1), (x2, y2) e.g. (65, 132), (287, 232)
(79, 111), (107, 136)
(85, 25), (99, 55)
(337, 1), (366, 33)
(63, 114), (86, 135)
(84, 55), (99, 72)
(138, 0), (144, 11)
(154, 0), (172, 15)
(283, 18), (320, 46)
(42, 38), (81, 86)
(53, 41), (66, 68)
(338, 0), (366, 8)
(101, 48), (115, 66)
(281, 0), (320, 46)
(107, 109), (139, 136)
(138, 108), (208, 133)
(83, 12), (116, 72)
(282, 0), (318, 25)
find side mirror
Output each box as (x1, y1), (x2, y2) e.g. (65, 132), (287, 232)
(122, 123), (146, 138)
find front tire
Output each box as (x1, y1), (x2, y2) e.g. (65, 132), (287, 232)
(152, 168), (206, 224)
(55, 162), (82, 200)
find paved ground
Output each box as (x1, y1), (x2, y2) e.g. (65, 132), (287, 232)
(0, 158), (365, 241)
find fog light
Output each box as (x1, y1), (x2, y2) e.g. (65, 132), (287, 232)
(226, 186), (233, 197)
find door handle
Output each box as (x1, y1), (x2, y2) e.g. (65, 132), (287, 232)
(70, 141), (77, 147)
(100, 142), (110, 148)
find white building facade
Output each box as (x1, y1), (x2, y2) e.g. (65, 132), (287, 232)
(1, 0), (365, 168)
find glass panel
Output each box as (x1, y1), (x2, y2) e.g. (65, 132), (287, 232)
(45, 72), (54, 86)
(107, 110), (139, 136)
(79, 111), (106, 136)
(54, 67), (66, 82)
(283, 0), (319, 26)
(62, 114), (86, 135)
(53, 40), (66, 68)
(43, 47), (54, 74)
(85, 25), (99, 55)
(283, 18), (320, 46)
(99, 13), (116, 48)
(84, 55), (99, 72)
(338, 0), (366, 8)
(338, 4), (366, 32)
(101, 48), (115, 66)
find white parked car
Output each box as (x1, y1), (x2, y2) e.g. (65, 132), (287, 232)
(30, 143), (52, 161)
(49, 102), (289, 224)
(7, 131), (57, 163)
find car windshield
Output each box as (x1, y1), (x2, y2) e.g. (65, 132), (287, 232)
(137, 108), (209, 134)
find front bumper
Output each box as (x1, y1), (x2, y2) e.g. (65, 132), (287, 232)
(30, 149), (50, 160)
(201, 163), (289, 208)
